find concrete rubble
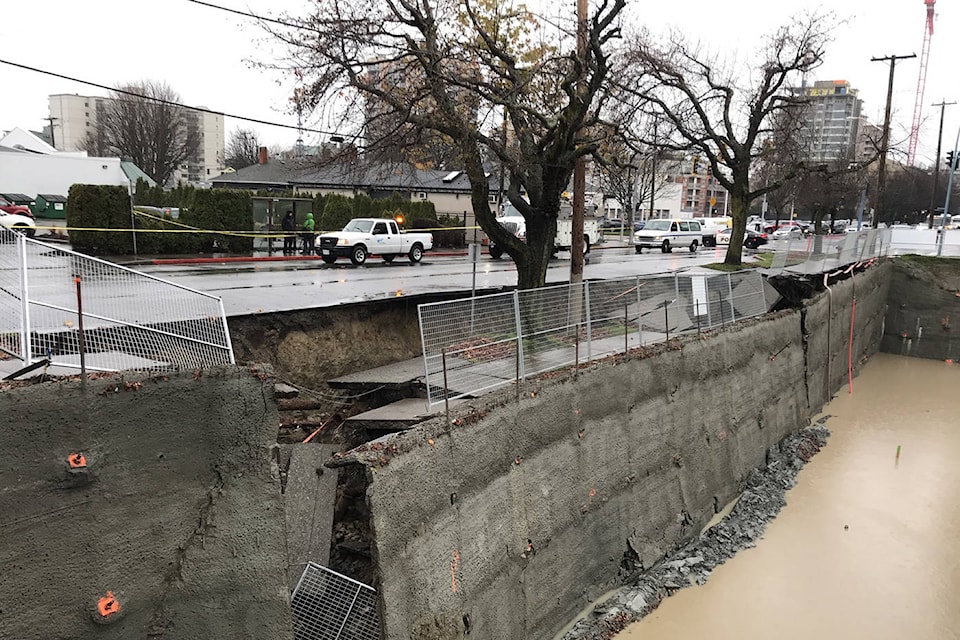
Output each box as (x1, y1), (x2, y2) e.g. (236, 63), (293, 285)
(563, 421), (831, 640)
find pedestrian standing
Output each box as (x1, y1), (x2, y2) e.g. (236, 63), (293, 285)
(301, 212), (316, 255)
(281, 211), (296, 255)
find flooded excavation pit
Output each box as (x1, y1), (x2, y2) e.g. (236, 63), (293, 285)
(573, 354), (960, 640)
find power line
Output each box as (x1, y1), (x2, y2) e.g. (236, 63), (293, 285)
(184, 0), (319, 33)
(0, 58), (339, 137)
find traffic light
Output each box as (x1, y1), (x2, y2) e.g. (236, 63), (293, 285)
(947, 151), (957, 170)
(692, 156), (700, 174)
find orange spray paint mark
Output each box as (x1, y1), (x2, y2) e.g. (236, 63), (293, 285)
(450, 551), (460, 593)
(67, 453), (87, 468)
(97, 592), (120, 617)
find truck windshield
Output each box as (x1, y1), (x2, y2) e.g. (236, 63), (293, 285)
(644, 220), (672, 231)
(343, 220), (374, 233)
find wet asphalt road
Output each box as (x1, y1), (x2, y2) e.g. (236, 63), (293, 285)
(138, 243), (731, 316)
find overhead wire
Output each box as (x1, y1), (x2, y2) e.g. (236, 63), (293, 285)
(0, 58), (338, 136)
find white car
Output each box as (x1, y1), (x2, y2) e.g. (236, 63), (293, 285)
(0, 211), (37, 237)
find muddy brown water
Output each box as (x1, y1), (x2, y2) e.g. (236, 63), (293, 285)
(617, 353), (960, 640)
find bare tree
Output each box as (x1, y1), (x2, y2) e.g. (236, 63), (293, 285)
(84, 81), (199, 186)
(616, 14), (834, 265)
(272, 0), (626, 289)
(595, 141), (673, 238)
(225, 128), (262, 170)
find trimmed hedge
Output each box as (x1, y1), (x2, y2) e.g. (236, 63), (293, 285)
(181, 189), (253, 253)
(67, 184), (135, 255)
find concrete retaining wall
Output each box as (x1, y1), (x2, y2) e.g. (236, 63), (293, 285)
(342, 262), (891, 640)
(880, 257), (960, 362)
(0, 368), (292, 640)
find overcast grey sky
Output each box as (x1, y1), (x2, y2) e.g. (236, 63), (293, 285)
(2, 0), (957, 166)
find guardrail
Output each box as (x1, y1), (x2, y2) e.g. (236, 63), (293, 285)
(418, 270), (768, 410)
(0, 227), (233, 374)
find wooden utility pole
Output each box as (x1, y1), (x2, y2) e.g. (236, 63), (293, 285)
(871, 53), (916, 227)
(928, 100), (955, 228)
(570, 0), (588, 284)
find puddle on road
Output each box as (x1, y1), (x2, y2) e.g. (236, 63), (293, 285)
(615, 353), (960, 640)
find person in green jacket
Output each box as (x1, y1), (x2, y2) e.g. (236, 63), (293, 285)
(300, 212), (316, 255)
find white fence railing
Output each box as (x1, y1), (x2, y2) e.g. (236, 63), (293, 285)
(0, 228), (233, 374)
(418, 270), (768, 409)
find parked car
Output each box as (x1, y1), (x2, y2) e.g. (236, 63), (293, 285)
(0, 211), (37, 237)
(716, 227), (769, 249)
(314, 218), (433, 265)
(634, 219), (703, 253)
(0, 196), (33, 219)
(771, 225), (803, 239)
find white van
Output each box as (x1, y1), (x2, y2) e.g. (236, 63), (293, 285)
(634, 219), (703, 253)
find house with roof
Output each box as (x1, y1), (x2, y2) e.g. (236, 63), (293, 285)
(210, 149), (502, 239)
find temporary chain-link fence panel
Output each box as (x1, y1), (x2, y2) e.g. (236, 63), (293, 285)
(0, 231), (233, 373)
(419, 271), (768, 409)
(0, 227), (28, 360)
(769, 228), (893, 275)
(291, 562), (380, 640)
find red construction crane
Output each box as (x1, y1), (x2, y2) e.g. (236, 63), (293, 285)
(907, 0), (936, 166)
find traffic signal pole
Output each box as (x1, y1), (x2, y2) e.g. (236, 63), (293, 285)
(928, 101), (955, 228)
(937, 128), (960, 256)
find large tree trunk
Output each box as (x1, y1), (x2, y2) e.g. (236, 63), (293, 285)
(516, 215), (557, 289)
(724, 184), (748, 266)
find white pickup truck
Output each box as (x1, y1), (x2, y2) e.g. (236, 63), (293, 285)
(314, 218), (434, 265)
(488, 203), (599, 259)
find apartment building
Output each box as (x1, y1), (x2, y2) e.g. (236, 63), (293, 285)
(48, 94), (224, 185)
(793, 80), (864, 163)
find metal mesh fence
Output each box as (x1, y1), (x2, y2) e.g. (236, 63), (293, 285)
(0, 231), (233, 373)
(419, 270), (768, 409)
(0, 227), (27, 359)
(291, 562), (380, 640)
(769, 228), (892, 274)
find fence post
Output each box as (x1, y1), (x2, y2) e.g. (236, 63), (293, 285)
(718, 290), (725, 327)
(636, 277), (644, 347)
(584, 281), (593, 362)
(17, 235), (31, 364)
(706, 276), (713, 327)
(727, 273), (736, 323)
(695, 299), (701, 336)
(624, 302), (629, 353)
(664, 302), (670, 342)
(512, 291), (525, 381)
(74, 277), (86, 379)
(442, 348), (450, 426)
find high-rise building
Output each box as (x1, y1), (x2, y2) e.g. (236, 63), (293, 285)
(48, 94), (224, 185)
(793, 80), (863, 164)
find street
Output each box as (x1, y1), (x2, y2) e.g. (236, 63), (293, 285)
(140, 243), (732, 317)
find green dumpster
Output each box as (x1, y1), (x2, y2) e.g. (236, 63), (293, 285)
(34, 194), (68, 219)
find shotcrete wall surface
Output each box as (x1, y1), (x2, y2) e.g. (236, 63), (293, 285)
(0, 367), (292, 639)
(343, 263), (890, 640)
(880, 257), (960, 362)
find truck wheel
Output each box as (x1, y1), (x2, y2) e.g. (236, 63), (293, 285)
(382, 254), (396, 264)
(350, 245), (368, 266)
(703, 236), (715, 247)
(635, 245), (643, 254)
(489, 245), (503, 259)
(583, 234), (591, 254)
(321, 255), (337, 264)
(408, 244), (423, 264)
(689, 240), (698, 253)
(661, 240), (671, 253)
